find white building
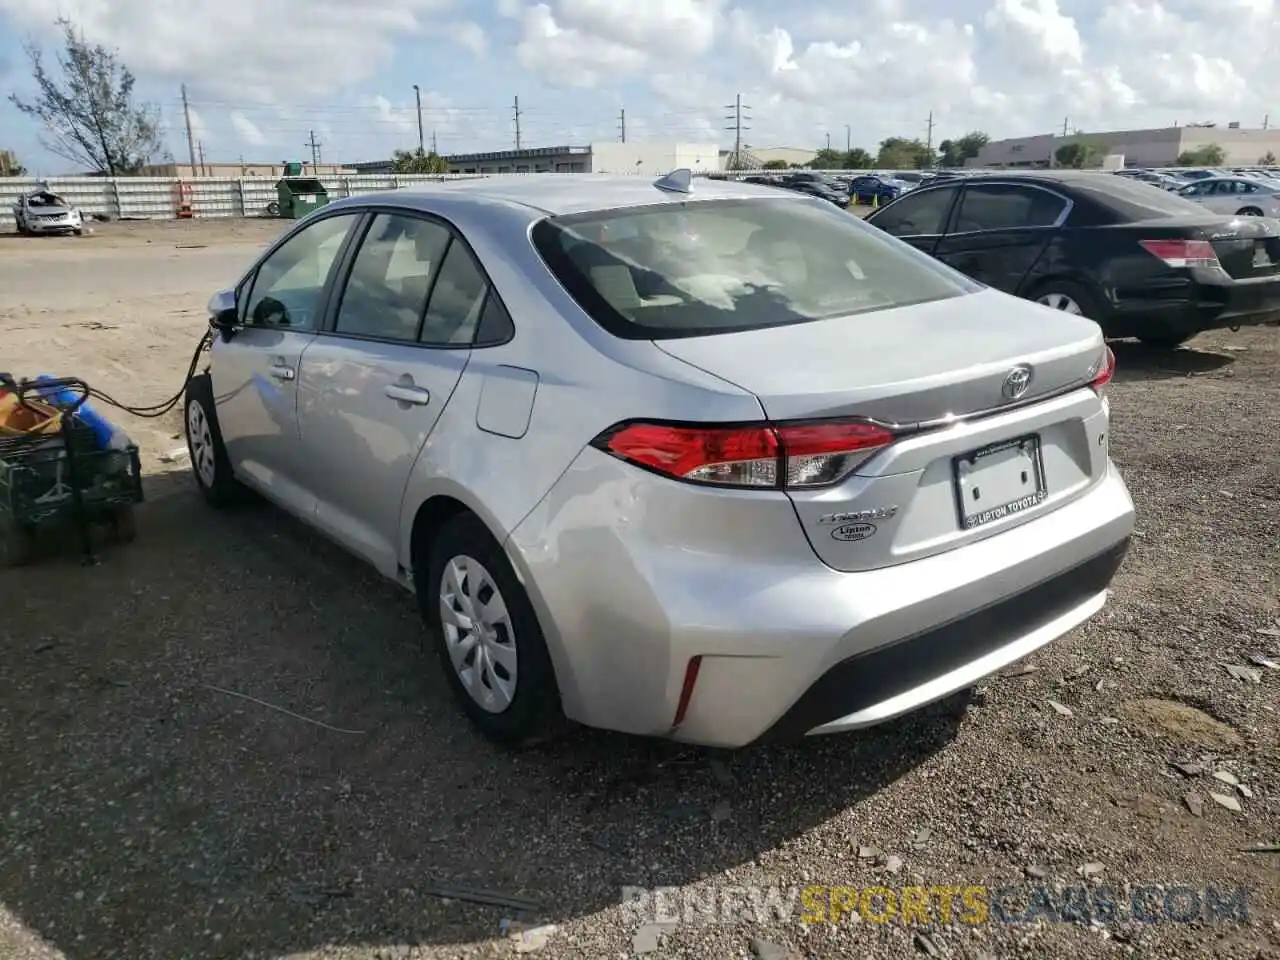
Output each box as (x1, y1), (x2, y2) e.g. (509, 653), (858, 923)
(443, 142), (721, 175)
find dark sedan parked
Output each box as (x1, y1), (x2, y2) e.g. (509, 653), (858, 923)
(864, 171), (1280, 347)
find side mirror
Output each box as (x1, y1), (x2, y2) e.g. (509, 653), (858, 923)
(207, 288), (240, 341)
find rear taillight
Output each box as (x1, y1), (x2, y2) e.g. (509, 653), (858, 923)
(592, 419), (896, 489)
(1090, 345), (1115, 392)
(1089, 346), (1115, 413)
(1138, 238), (1219, 269)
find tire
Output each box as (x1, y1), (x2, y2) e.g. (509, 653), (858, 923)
(1137, 331), (1195, 349)
(265, 201), (280, 218)
(921, 686), (976, 720)
(73, 228), (84, 236)
(420, 513), (563, 746)
(14, 217), (27, 236)
(1028, 279), (1102, 320)
(1237, 207), (1263, 217)
(184, 373), (246, 507)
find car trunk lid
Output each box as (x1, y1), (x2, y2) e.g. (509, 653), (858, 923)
(653, 288), (1111, 573)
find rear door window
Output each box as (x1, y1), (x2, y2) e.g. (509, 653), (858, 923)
(869, 186), (958, 236)
(951, 184), (1066, 232)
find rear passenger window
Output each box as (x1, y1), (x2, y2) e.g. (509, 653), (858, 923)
(420, 240), (489, 345)
(952, 184), (1066, 232)
(335, 214), (450, 341)
(475, 292), (514, 345)
(869, 186), (957, 236)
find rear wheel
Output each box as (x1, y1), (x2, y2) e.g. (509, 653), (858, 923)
(1029, 279), (1102, 320)
(420, 513), (563, 746)
(1237, 207), (1263, 216)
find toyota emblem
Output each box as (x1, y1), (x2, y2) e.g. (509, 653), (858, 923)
(1002, 365), (1033, 400)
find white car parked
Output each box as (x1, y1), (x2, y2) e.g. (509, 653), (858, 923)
(12, 188), (85, 236)
(1176, 176), (1280, 218)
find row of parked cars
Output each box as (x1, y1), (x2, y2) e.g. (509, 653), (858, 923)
(739, 170), (963, 206)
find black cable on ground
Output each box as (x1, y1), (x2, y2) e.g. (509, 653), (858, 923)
(85, 329), (213, 420)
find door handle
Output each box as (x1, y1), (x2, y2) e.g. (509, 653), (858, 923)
(268, 364), (295, 381)
(385, 383), (431, 405)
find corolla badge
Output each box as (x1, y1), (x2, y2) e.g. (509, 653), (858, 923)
(1002, 365), (1033, 401)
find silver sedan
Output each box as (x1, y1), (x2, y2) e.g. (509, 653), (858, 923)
(1176, 176), (1280, 217)
(184, 172), (1135, 748)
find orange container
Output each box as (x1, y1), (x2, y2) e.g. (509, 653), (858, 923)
(0, 391), (62, 437)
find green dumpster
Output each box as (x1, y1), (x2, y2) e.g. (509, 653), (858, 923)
(274, 176), (330, 219)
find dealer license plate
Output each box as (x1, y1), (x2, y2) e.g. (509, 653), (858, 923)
(953, 436), (1046, 530)
(1253, 242), (1271, 268)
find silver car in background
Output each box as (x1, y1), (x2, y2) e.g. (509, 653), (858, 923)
(12, 188), (85, 236)
(184, 172), (1135, 749)
(1176, 176), (1280, 217)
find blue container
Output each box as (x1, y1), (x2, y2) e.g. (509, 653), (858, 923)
(30, 375), (127, 450)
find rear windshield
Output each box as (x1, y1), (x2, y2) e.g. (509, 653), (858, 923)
(531, 198), (979, 339)
(1074, 175), (1210, 221)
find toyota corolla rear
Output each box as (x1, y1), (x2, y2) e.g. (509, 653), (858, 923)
(508, 192), (1135, 748)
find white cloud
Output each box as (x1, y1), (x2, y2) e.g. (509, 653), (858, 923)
(447, 20), (488, 57)
(0, 0), (453, 102)
(230, 112), (266, 146)
(6, 0), (1280, 163)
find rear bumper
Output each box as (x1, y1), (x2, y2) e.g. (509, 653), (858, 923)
(508, 450), (1135, 749)
(755, 537), (1128, 742)
(1105, 273), (1280, 338)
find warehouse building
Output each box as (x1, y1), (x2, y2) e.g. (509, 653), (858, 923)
(441, 141), (721, 175)
(972, 125), (1280, 169)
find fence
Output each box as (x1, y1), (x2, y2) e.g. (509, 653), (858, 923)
(0, 170), (887, 229)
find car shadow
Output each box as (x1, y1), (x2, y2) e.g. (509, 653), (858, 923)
(0, 468), (963, 958)
(1109, 339), (1237, 382)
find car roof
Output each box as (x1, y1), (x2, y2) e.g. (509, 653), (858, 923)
(337, 174), (793, 218)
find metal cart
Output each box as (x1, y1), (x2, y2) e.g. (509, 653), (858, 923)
(0, 375), (143, 566)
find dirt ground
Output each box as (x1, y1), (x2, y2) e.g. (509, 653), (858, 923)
(0, 219), (1277, 960)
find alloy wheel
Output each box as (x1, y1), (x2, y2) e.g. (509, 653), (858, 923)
(187, 400), (217, 488)
(439, 554), (518, 713)
(1036, 292), (1083, 314)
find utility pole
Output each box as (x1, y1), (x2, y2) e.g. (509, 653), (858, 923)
(181, 84), (198, 176)
(307, 130), (322, 167)
(925, 110), (935, 163)
(196, 140), (206, 177)
(1062, 116), (1069, 137)
(724, 93), (750, 169)
(413, 85), (424, 152)
(431, 129), (438, 154)
(846, 125), (851, 153)
(618, 107), (626, 143)
(826, 132), (831, 151)
(512, 96), (522, 150)
(1264, 114), (1270, 131)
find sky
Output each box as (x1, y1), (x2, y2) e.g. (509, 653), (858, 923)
(0, 0), (1276, 175)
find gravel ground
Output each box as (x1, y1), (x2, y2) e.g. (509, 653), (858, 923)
(0, 220), (1277, 960)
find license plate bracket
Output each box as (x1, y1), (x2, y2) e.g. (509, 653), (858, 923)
(953, 435), (1047, 530)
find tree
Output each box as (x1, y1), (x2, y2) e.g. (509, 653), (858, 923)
(761, 158), (790, 170)
(8, 18), (163, 176)
(876, 137), (935, 170)
(1261, 150), (1277, 166)
(938, 131), (989, 168)
(0, 149), (26, 176)
(390, 147), (449, 175)
(1176, 143), (1225, 166)
(1054, 140), (1103, 169)
(809, 147), (844, 169)
(844, 147), (874, 169)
